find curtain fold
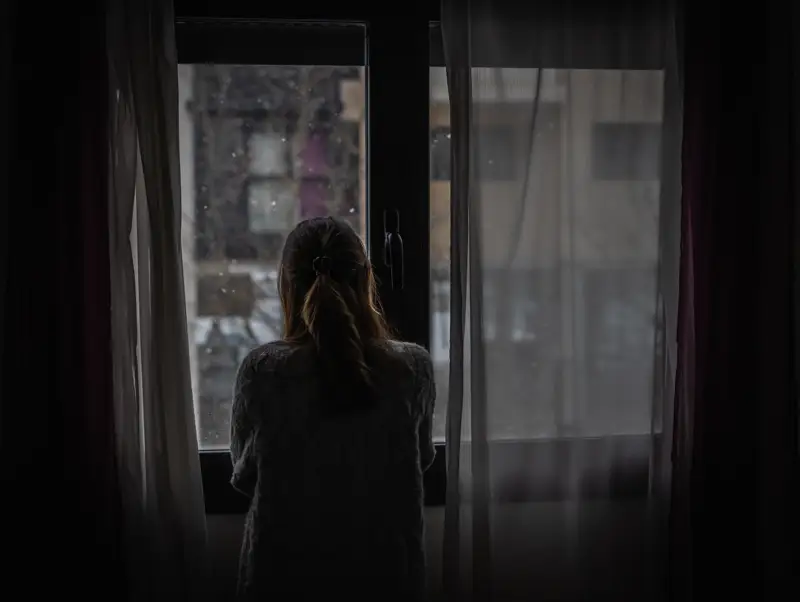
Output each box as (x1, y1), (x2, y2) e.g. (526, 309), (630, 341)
(441, 1), (682, 599)
(3, 0), (126, 593)
(672, 1), (800, 599)
(108, 0), (208, 599)
(441, 0), (482, 596)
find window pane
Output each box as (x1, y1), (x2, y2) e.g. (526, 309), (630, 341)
(179, 64), (366, 449)
(429, 67), (664, 440)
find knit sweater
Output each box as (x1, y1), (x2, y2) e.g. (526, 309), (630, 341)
(230, 339), (436, 601)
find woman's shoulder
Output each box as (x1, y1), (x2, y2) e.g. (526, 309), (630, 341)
(382, 340), (432, 363)
(239, 338), (433, 381)
(238, 340), (308, 377)
(373, 340), (434, 378)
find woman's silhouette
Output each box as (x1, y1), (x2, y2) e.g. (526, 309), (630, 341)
(230, 217), (436, 601)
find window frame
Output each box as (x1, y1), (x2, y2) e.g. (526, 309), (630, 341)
(180, 4), (669, 514)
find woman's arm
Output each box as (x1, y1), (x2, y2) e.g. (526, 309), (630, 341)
(230, 350), (261, 497)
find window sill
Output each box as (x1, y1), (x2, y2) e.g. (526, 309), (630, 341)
(201, 443), (446, 515)
(201, 434), (656, 514)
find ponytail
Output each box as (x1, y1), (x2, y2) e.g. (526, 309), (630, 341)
(300, 268), (373, 409)
(279, 218), (390, 410)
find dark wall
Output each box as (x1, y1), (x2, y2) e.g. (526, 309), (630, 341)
(206, 503), (659, 601)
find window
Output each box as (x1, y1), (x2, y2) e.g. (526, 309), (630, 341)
(429, 45), (665, 496)
(592, 122), (662, 181)
(248, 131), (289, 177)
(178, 15), (439, 513)
(248, 180), (296, 233)
(178, 10), (665, 511)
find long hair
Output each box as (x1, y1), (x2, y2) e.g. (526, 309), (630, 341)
(279, 217), (390, 409)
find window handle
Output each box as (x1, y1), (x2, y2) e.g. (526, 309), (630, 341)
(383, 209), (404, 291)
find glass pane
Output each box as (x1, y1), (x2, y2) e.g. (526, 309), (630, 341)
(429, 66), (664, 440)
(179, 64), (366, 450)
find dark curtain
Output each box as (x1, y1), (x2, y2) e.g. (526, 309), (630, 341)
(1, 1), (125, 593)
(672, 1), (800, 600)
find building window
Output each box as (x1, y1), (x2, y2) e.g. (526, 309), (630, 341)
(582, 269), (658, 435)
(178, 17), (440, 512)
(247, 180), (296, 233)
(248, 131), (289, 177)
(591, 122), (662, 181)
(430, 127), (451, 181)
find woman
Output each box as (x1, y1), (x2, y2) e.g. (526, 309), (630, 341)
(230, 217), (436, 601)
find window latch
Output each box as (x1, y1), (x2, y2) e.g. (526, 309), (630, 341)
(383, 209), (404, 291)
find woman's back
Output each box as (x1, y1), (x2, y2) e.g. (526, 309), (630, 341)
(230, 338), (436, 600)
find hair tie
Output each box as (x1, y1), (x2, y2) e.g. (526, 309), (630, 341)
(312, 255), (332, 276)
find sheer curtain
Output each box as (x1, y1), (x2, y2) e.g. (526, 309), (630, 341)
(441, 1), (682, 599)
(107, 0), (208, 599)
